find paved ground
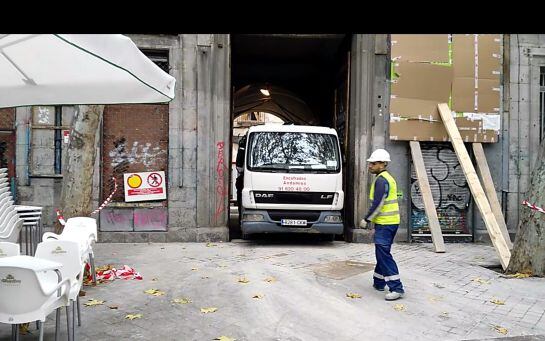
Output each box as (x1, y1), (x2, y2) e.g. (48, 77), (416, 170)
(1, 237), (545, 341)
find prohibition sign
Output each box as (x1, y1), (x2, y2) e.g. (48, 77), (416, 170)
(147, 172), (162, 187)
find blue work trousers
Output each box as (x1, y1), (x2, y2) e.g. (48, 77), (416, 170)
(373, 223), (404, 293)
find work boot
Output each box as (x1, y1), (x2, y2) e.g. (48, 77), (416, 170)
(385, 291), (404, 301)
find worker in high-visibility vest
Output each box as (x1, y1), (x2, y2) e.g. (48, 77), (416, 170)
(358, 148), (405, 301)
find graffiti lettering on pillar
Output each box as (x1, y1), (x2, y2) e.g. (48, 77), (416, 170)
(410, 143), (471, 234)
(214, 141), (228, 224)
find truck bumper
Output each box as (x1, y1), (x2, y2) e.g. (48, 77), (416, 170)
(241, 209), (343, 235)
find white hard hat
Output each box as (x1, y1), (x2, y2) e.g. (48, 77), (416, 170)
(367, 149), (391, 162)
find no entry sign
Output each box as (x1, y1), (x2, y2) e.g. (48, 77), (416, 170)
(124, 171), (167, 202)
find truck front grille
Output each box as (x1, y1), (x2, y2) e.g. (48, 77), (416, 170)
(253, 191), (335, 205)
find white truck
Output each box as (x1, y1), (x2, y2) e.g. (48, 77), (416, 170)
(236, 124), (344, 239)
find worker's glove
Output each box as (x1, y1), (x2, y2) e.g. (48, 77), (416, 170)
(358, 219), (368, 229)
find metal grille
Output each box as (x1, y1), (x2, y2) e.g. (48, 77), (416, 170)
(141, 49), (169, 73)
(539, 66), (545, 141)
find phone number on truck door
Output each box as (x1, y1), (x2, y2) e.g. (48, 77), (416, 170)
(277, 186), (311, 192)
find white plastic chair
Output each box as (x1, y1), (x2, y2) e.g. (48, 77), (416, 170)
(0, 215), (24, 244)
(0, 242), (20, 257)
(43, 217), (98, 285)
(36, 240), (85, 331)
(0, 255), (71, 341)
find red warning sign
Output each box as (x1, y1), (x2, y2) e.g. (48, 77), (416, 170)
(123, 171), (166, 202)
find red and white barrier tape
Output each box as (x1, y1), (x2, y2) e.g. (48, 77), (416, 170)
(522, 200), (545, 214)
(56, 209), (66, 226)
(56, 177), (118, 224)
(85, 263), (142, 283)
(90, 177), (117, 215)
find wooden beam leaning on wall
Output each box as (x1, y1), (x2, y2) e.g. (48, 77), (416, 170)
(472, 143), (513, 250)
(409, 141), (446, 253)
(437, 103), (511, 270)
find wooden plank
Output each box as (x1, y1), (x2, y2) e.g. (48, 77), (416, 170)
(473, 143), (513, 249)
(437, 103), (511, 269)
(409, 141), (446, 253)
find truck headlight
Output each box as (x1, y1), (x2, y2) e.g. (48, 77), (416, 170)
(324, 215), (342, 223)
(243, 214), (264, 222)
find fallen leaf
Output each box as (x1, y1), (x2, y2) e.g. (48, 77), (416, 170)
(200, 307), (218, 314)
(490, 298), (505, 305)
(201, 276), (210, 279)
(428, 295), (443, 302)
(206, 243), (217, 247)
(472, 278), (491, 285)
(96, 264), (114, 272)
(252, 294), (264, 299)
(506, 273), (531, 279)
(393, 304), (406, 311)
(433, 283), (445, 289)
(264, 276), (276, 283)
(84, 299), (105, 307)
(144, 289), (165, 296)
(191, 268), (198, 271)
(151, 277), (159, 281)
(238, 277), (250, 284)
(125, 314), (143, 320)
(493, 325), (508, 335)
(439, 311), (449, 318)
(19, 323), (30, 335)
(173, 298), (192, 304)
(108, 305), (118, 310)
(214, 336), (236, 341)
(346, 293), (362, 299)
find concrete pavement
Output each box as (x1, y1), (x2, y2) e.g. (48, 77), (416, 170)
(1, 237), (545, 340)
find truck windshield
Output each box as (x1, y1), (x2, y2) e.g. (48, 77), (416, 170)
(247, 132), (340, 173)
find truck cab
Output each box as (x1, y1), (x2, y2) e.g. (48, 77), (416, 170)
(236, 124), (344, 238)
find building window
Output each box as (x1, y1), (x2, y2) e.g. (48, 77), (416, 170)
(540, 66), (545, 141)
(141, 49), (170, 73)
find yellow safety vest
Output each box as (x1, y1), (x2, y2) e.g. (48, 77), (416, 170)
(369, 171), (400, 225)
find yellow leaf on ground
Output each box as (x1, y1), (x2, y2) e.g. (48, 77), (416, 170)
(173, 298), (192, 304)
(439, 312), (449, 318)
(200, 307), (218, 314)
(214, 336), (236, 341)
(191, 267), (198, 271)
(96, 264), (114, 272)
(252, 294), (264, 299)
(346, 293), (362, 299)
(19, 323), (30, 335)
(428, 295), (443, 302)
(84, 299), (105, 307)
(394, 304), (406, 311)
(506, 273), (531, 279)
(472, 278), (491, 285)
(264, 276), (276, 283)
(125, 314), (143, 320)
(206, 243), (217, 247)
(144, 289), (165, 296)
(490, 298), (505, 305)
(493, 325), (508, 335)
(238, 277), (250, 284)
(151, 277), (159, 281)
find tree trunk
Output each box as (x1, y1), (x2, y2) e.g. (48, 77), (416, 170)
(57, 105), (103, 233)
(507, 141), (545, 276)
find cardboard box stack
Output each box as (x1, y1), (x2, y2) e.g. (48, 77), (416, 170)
(389, 34), (501, 143)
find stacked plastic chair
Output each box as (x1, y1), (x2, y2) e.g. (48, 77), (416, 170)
(14, 205), (43, 255)
(0, 168), (24, 246)
(43, 216), (98, 286)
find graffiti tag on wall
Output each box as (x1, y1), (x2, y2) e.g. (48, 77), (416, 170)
(214, 141), (228, 224)
(410, 143), (471, 234)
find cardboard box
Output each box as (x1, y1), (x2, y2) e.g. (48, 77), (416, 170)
(478, 34), (501, 79)
(389, 117), (498, 143)
(391, 34), (449, 62)
(392, 62), (453, 102)
(452, 78), (500, 113)
(390, 97), (441, 121)
(453, 34), (475, 78)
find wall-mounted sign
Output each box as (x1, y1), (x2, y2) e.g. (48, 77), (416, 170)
(63, 130), (70, 144)
(123, 171), (166, 202)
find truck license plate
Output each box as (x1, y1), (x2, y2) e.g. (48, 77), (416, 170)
(281, 219), (307, 226)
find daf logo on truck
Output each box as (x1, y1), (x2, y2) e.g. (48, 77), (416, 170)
(255, 193), (274, 198)
(237, 124), (345, 239)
